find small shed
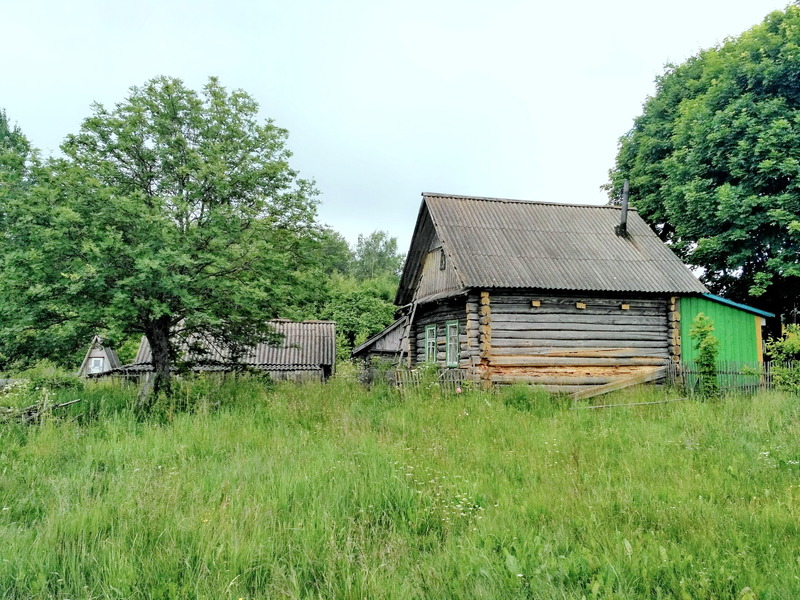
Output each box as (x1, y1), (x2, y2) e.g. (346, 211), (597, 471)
(351, 318), (405, 365)
(678, 294), (774, 363)
(77, 336), (121, 377)
(117, 320), (336, 381)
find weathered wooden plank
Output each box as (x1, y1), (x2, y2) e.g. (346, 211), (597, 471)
(488, 313), (667, 326)
(572, 366), (667, 401)
(489, 330), (666, 341)
(490, 305), (667, 317)
(489, 356), (667, 367)
(491, 322), (668, 333)
(490, 338), (668, 349)
(492, 291), (667, 309)
(491, 374), (624, 385)
(490, 347), (669, 358)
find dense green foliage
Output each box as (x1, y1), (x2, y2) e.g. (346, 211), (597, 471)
(767, 323), (800, 393)
(2, 378), (799, 598)
(350, 230), (404, 279)
(0, 97), (404, 382)
(608, 6), (800, 320)
(0, 79), (321, 396)
(320, 230), (405, 358)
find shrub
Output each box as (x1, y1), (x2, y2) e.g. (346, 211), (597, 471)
(766, 324), (800, 394)
(14, 360), (83, 391)
(689, 313), (719, 399)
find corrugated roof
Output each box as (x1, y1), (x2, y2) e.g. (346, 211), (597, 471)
(132, 320), (336, 369)
(397, 193), (707, 304)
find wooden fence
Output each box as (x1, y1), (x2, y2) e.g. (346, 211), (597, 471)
(667, 361), (798, 395)
(394, 368), (467, 393)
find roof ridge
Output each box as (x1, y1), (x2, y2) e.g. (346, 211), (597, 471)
(423, 192), (636, 210)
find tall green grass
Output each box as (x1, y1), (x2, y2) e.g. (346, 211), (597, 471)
(1, 376), (799, 598)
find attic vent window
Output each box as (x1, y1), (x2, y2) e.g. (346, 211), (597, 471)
(439, 249), (446, 270)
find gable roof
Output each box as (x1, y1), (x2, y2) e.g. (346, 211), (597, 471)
(77, 335), (121, 377)
(396, 193), (709, 305)
(129, 320), (336, 371)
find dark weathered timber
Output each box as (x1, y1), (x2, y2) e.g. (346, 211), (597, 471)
(491, 322), (668, 333)
(490, 347), (669, 358)
(488, 313), (667, 326)
(489, 295), (667, 307)
(489, 338), (668, 349)
(489, 356), (667, 367)
(489, 330), (666, 341)
(490, 306), (668, 317)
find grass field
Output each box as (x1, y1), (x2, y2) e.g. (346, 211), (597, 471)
(1, 374), (799, 599)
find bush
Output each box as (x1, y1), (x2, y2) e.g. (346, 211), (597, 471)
(766, 325), (800, 394)
(13, 360), (84, 391)
(689, 313), (719, 399)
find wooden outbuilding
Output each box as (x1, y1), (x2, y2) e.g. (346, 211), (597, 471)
(351, 318), (405, 365)
(390, 193), (770, 394)
(77, 335), (121, 377)
(114, 320), (336, 381)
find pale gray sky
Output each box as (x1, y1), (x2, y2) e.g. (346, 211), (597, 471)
(2, 0), (790, 251)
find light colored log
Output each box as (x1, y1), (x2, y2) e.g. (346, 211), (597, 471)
(572, 366), (667, 401)
(491, 374), (623, 385)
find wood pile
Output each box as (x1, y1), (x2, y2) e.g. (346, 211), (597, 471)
(0, 398), (81, 424)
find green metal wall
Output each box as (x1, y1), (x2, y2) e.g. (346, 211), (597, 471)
(679, 296), (760, 363)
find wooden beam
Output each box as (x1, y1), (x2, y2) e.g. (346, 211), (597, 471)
(572, 366), (667, 401)
(488, 356), (667, 367)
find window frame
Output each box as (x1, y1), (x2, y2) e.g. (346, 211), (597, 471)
(445, 320), (460, 367)
(425, 324), (438, 363)
(90, 357), (104, 373)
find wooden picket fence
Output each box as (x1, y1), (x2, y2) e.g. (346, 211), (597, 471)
(667, 361), (798, 395)
(394, 368), (467, 393)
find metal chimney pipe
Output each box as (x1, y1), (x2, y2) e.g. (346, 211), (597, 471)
(615, 180), (630, 237)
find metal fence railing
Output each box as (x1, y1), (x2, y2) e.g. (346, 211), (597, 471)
(667, 361), (798, 395)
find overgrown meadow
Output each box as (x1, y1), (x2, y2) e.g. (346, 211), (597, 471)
(1, 373), (799, 599)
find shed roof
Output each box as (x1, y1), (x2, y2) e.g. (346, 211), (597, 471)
(131, 320), (336, 370)
(701, 294), (775, 319)
(396, 193), (708, 305)
(352, 318), (405, 357)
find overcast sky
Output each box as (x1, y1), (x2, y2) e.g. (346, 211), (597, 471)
(2, 0), (790, 252)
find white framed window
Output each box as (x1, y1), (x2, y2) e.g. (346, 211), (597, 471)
(446, 320), (459, 367)
(90, 357), (104, 373)
(425, 324), (437, 363)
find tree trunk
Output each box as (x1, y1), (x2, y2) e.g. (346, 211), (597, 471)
(139, 317), (173, 409)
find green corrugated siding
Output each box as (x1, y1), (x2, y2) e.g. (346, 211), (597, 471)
(680, 296), (759, 363)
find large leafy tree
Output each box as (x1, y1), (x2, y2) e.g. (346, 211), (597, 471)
(2, 77), (318, 399)
(607, 6), (800, 321)
(350, 230), (404, 279)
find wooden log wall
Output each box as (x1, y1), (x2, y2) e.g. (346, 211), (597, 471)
(484, 293), (670, 393)
(668, 296), (681, 363)
(412, 300), (471, 367)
